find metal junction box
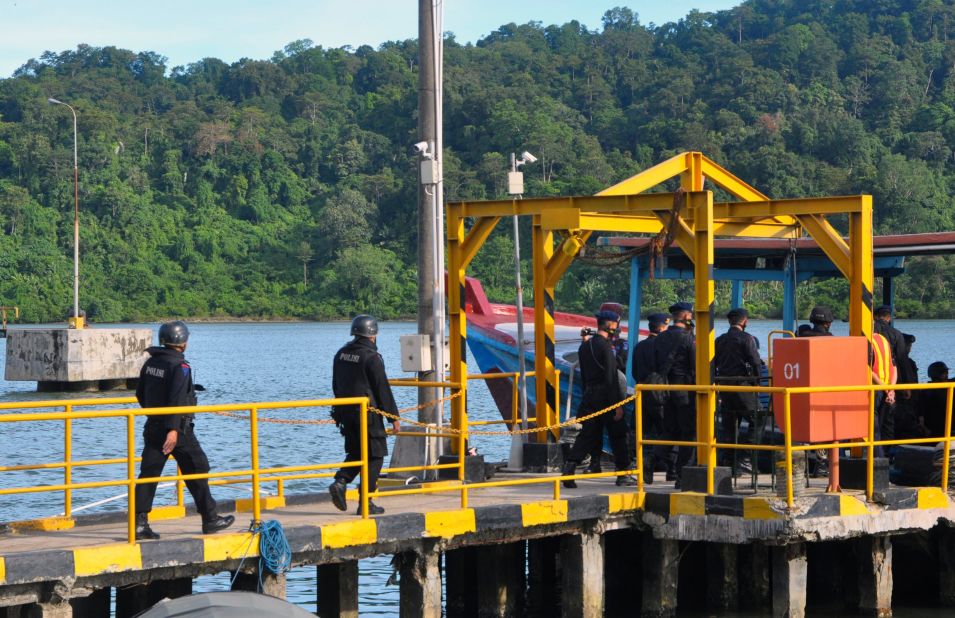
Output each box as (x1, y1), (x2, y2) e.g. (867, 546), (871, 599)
(400, 334), (432, 372)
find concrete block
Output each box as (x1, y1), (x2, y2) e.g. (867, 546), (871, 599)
(705, 544), (739, 611)
(438, 455), (486, 482)
(739, 543), (771, 611)
(524, 442), (563, 472)
(232, 569), (286, 599)
(841, 457), (889, 491)
(680, 465), (733, 495)
(5, 328), (150, 383)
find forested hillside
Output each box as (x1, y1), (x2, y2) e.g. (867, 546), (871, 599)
(2, 0), (955, 322)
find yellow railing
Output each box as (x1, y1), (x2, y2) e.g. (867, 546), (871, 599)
(0, 397), (371, 543)
(3, 378), (954, 545)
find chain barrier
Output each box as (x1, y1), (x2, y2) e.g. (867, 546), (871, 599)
(369, 392), (637, 436)
(208, 387), (629, 437)
(210, 391), (464, 426)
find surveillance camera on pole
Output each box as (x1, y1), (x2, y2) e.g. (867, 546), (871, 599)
(504, 150), (536, 471)
(508, 151), (536, 196)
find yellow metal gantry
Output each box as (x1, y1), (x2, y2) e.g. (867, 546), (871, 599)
(447, 152), (874, 493)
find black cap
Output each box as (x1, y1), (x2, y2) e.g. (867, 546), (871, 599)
(928, 361), (950, 379)
(647, 312), (669, 328)
(669, 301), (693, 314)
(727, 307), (748, 323)
(595, 310), (621, 323)
(809, 305), (834, 323)
(874, 305), (892, 318)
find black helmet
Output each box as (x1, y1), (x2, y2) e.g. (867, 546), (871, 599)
(350, 315), (379, 337)
(159, 320), (190, 346)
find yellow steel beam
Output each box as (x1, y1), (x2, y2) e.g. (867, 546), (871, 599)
(797, 214), (851, 279)
(712, 221), (799, 238)
(715, 196), (865, 219)
(599, 152), (690, 196)
(446, 204), (469, 456)
(457, 194), (867, 220)
(700, 155), (769, 202)
(539, 213), (796, 238)
(460, 217), (500, 269)
(849, 197), (875, 340)
(544, 230), (592, 289)
(656, 210), (697, 264)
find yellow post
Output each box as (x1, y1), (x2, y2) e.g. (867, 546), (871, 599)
(511, 374), (519, 425)
(359, 400), (370, 518)
(636, 387), (644, 493)
(783, 391), (794, 508)
(944, 387), (954, 492)
(867, 388), (876, 501)
(64, 405), (72, 518)
(126, 411), (137, 544)
(447, 203), (469, 456)
(250, 407), (261, 525)
(532, 216), (559, 442)
(691, 190), (717, 492)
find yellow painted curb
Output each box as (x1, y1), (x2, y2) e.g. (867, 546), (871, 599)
(743, 497), (783, 520)
(8, 516), (75, 532)
(918, 487), (950, 510)
(321, 519), (377, 549)
(839, 495), (871, 516)
(203, 532), (260, 562)
(521, 500), (568, 526)
(424, 509), (476, 538)
(74, 543), (142, 577)
(606, 492), (645, 513)
(235, 496), (286, 513)
(669, 492), (706, 516)
(0, 557), (6, 585)
(149, 505), (186, 522)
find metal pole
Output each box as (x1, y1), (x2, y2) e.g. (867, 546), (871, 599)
(512, 210), (528, 430)
(48, 98), (80, 326)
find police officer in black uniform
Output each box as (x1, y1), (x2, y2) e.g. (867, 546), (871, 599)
(562, 311), (636, 488)
(632, 312), (670, 483)
(714, 308), (761, 472)
(133, 321), (235, 541)
(801, 306), (834, 337)
(328, 315), (400, 515)
(654, 302), (697, 483)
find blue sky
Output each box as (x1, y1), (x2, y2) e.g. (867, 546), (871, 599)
(0, 0), (738, 78)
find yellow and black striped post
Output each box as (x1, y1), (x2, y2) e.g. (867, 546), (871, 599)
(447, 204), (469, 456)
(532, 218), (560, 442)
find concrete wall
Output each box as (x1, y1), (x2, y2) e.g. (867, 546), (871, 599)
(5, 328), (151, 382)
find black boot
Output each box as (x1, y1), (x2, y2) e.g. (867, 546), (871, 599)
(561, 462), (578, 488)
(615, 474), (638, 487)
(329, 479), (348, 512)
(356, 500), (385, 516)
(135, 513), (160, 540)
(201, 514), (235, 534)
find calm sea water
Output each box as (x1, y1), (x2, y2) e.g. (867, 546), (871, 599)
(1, 319), (953, 615)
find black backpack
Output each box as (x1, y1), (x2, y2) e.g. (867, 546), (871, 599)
(643, 344), (678, 407)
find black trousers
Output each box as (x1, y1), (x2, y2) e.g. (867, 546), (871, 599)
(335, 432), (386, 496)
(717, 392), (758, 465)
(568, 406), (630, 471)
(663, 397), (696, 477)
(135, 422), (217, 520)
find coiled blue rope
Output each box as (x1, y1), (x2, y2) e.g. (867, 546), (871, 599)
(258, 519), (292, 576)
(229, 519), (292, 593)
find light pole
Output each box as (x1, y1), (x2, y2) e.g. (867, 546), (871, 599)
(48, 97), (82, 328)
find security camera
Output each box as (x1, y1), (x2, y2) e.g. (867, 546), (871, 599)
(520, 151), (538, 164)
(412, 141), (430, 157)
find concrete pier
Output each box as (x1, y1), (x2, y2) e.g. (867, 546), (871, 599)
(3, 480), (955, 617)
(4, 328), (150, 391)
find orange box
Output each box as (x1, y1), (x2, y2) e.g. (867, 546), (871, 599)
(771, 337), (870, 443)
